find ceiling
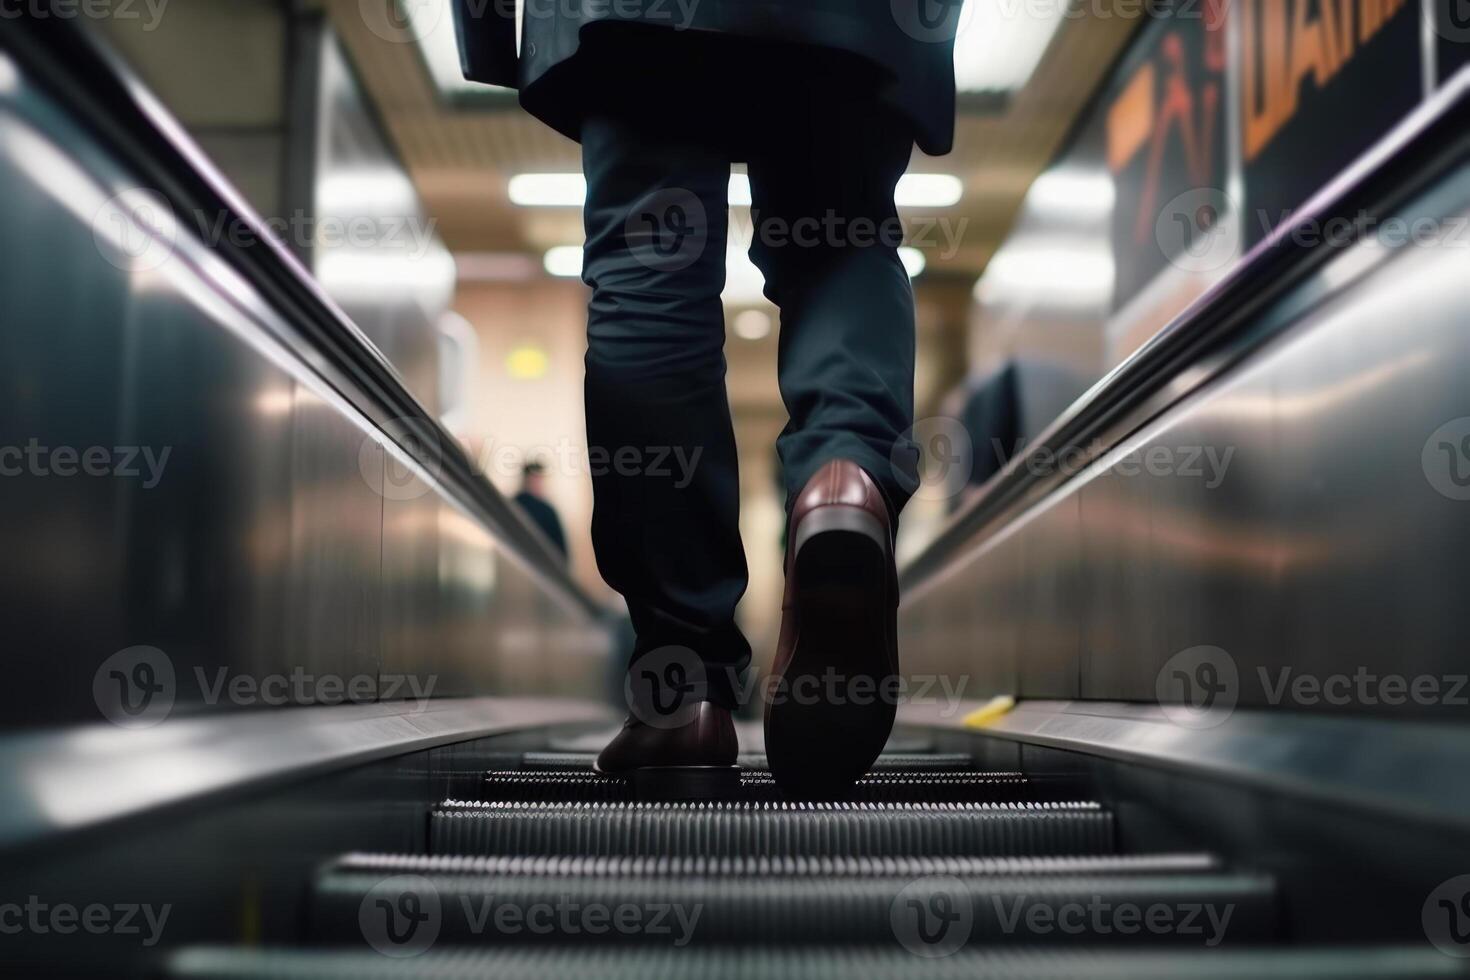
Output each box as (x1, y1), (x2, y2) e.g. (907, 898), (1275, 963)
(323, 0), (1139, 280)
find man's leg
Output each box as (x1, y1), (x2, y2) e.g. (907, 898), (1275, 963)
(581, 112), (750, 711)
(745, 104), (921, 519)
(747, 96), (919, 794)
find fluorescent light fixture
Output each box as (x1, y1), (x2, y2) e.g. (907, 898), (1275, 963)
(954, 0), (1067, 93)
(732, 309), (772, 341)
(509, 173), (586, 207)
(543, 245), (583, 277)
(511, 173), (757, 208)
(1025, 169), (1116, 222)
(509, 172), (961, 210)
(896, 174), (963, 208)
(728, 174), (753, 206)
(975, 237), (1114, 309)
(898, 247), (926, 278)
(405, 0), (508, 96)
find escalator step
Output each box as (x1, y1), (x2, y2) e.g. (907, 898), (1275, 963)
(519, 752), (981, 772)
(310, 869), (1275, 945)
(429, 800), (1114, 857)
(480, 769), (1036, 803)
(311, 850), (1269, 946)
(167, 946), (1470, 979)
(327, 850), (1222, 878)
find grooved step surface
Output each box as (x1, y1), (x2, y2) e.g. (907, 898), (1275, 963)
(518, 752), (982, 772)
(480, 770), (1036, 803)
(311, 868), (1277, 945)
(168, 946), (1470, 979)
(329, 851), (1222, 878)
(430, 801), (1115, 857)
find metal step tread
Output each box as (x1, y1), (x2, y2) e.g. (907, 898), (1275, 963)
(327, 851), (1222, 878)
(167, 946), (1470, 979)
(480, 769), (1037, 803)
(310, 864), (1277, 945)
(518, 751), (982, 771)
(430, 800), (1115, 857)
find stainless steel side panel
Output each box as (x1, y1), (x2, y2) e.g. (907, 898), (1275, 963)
(0, 53), (609, 730)
(902, 164), (1470, 718)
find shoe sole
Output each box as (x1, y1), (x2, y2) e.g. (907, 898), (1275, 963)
(766, 507), (896, 799)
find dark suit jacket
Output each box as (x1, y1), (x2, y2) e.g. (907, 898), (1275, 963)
(452, 0), (956, 155)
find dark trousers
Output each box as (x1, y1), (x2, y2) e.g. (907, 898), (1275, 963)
(580, 85), (920, 708)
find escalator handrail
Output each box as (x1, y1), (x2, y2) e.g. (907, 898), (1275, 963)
(901, 65), (1470, 592)
(2, 11), (606, 621)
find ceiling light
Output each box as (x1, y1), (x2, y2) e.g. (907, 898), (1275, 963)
(1024, 169), (1116, 221)
(974, 237), (1114, 309)
(543, 246), (583, 277)
(732, 309), (772, 341)
(896, 174), (963, 208)
(509, 173), (586, 207)
(898, 247), (926, 278)
(953, 0), (1066, 94)
(728, 175), (753, 207)
(405, 0), (509, 96)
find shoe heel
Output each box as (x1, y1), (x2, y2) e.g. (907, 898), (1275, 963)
(630, 766), (741, 802)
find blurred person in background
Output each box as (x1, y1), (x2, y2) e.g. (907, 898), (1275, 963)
(454, 2), (956, 795)
(513, 459), (568, 561)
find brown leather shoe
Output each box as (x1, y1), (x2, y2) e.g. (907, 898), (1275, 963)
(594, 701), (739, 798)
(765, 459), (899, 797)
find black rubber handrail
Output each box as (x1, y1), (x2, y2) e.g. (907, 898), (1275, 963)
(3, 11), (606, 620)
(901, 65), (1470, 591)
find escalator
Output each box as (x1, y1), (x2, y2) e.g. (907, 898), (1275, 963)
(163, 727), (1458, 977)
(6, 7), (1470, 979)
